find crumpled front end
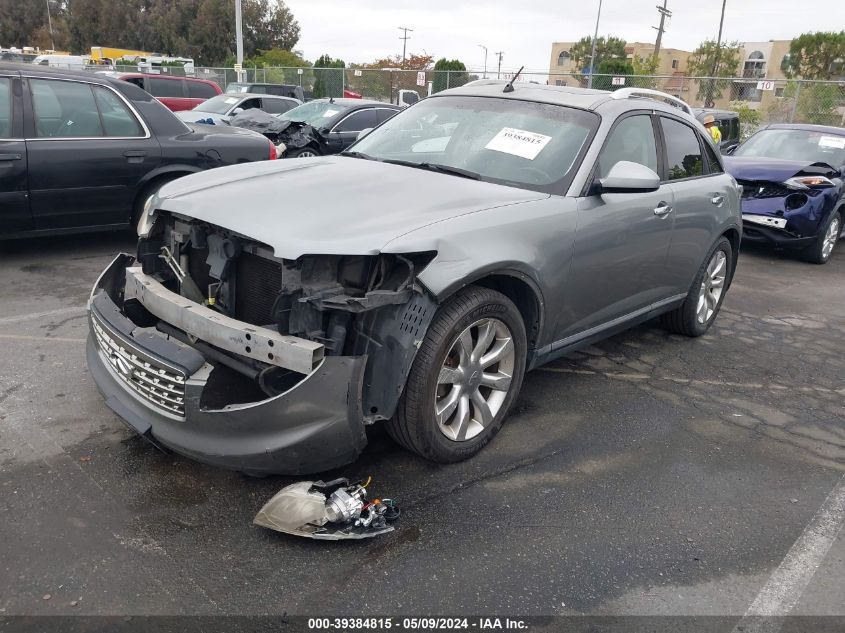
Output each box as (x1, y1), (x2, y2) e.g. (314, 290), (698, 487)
(87, 212), (437, 475)
(733, 162), (842, 248)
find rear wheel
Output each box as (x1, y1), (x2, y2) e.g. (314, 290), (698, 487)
(287, 147), (320, 158)
(660, 236), (732, 337)
(387, 286), (527, 463)
(802, 211), (841, 265)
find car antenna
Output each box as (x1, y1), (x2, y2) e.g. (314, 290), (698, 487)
(503, 66), (524, 93)
(329, 96), (334, 104)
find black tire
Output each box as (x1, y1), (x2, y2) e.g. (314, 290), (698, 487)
(660, 236), (733, 337)
(801, 211), (841, 265)
(387, 286), (527, 463)
(286, 146), (321, 158)
(131, 177), (178, 231)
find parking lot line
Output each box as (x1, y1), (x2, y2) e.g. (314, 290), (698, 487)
(0, 306), (86, 326)
(0, 334), (85, 343)
(732, 474), (845, 632)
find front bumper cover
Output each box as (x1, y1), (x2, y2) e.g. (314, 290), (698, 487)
(86, 254), (367, 475)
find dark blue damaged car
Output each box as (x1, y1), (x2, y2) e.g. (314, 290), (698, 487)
(724, 124), (845, 264)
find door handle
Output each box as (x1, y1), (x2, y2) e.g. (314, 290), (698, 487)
(0, 153), (22, 161)
(653, 203), (673, 217)
(711, 194), (725, 206)
(123, 150), (147, 158)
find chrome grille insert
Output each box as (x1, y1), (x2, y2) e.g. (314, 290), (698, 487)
(91, 312), (187, 418)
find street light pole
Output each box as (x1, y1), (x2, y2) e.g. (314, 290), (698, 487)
(587, 0), (603, 89)
(479, 44), (488, 79)
(235, 0), (244, 81)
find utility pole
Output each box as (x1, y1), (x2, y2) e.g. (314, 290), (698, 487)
(709, 0), (727, 107)
(398, 26), (413, 69)
(45, 0), (55, 50)
(495, 51), (504, 79)
(652, 0), (671, 56)
(235, 0), (244, 80)
(479, 44), (488, 79)
(587, 0), (602, 89)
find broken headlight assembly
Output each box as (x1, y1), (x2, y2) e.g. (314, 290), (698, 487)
(783, 176), (836, 190)
(137, 196), (157, 238)
(254, 477), (400, 540)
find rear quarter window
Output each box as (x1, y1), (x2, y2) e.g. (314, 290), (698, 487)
(148, 77), (185, 98)
(660, 117), (704, 180)
(187, 81), (218, 99)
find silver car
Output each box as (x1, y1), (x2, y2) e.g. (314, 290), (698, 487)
(87, 83), (741, 475)
(174, 92), (301, 125)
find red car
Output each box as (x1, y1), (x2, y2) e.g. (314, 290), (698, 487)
(116, 73), (222, 111)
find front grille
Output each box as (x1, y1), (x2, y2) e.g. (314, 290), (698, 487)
(91, 312), (187, 418)
(235, 251), (283, 325)
(740, 181), (790, 199)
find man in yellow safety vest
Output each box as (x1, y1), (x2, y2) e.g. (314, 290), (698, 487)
(702, 114), (722, 146)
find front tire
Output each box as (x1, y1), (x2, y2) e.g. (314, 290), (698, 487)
(388, 286), (527, 463)
(660, 236), (733, 337)
(802, 211), (841, 265)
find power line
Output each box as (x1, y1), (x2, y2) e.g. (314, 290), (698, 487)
(398, 26), (413, 69)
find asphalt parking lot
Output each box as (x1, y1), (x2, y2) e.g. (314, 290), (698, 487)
(1, 232), (843, 621)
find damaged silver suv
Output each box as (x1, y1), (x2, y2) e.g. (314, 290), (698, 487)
(87, 83), (741, 475)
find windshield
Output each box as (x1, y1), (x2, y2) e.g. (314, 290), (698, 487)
(735, 128), (845, 166)
(280, 100), (352, 126)
(349, 95), (598, 193)
(192, 94), (242, 114)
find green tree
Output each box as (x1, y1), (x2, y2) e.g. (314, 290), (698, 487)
(687, 39), (741, 107)
(568, 35), (626, 75)
(630, 53), (660, 88)
(594, 58), (634, 91)
(0, 0), (70, 50)
(313, 54), (345, 98)
(783, 31), (845, 80)
(729, 101), (761, 140)
(432, 58), (468, 93)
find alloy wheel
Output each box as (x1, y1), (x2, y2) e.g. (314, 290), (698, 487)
(434, 318), (515, 442)
(822, 216), (840, 261)
(295, 149), (317, 158)
(696, 250), (727, 324)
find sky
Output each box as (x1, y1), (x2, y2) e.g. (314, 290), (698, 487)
(284, 0), (840, 76)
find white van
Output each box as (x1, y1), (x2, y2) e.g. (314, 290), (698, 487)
(32, 54), (87, 70)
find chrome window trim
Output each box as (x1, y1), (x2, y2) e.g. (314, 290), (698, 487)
(22, 74), (152, 140)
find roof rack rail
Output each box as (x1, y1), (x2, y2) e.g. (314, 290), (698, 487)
(609, 88), (691, 114)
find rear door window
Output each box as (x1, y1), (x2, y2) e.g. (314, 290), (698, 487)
(376, 108), (398, 124)
(598, 114), (658, 178)
(187, 81), (218, 99)
(660, 117), (704, 180)
(262, 98), (294, 114)
(147, 77), (185, 98)
(0, 77), (11, 137)
(731, 118), (740, 141)
(335, 108), (378, 132)
(31, 78), (104, 138)
(93, 86), (144, 137)
(702, 138), (723, 174)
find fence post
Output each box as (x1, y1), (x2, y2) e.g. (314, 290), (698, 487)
(446, 70), (450, 90)
(788, 80), (802, 123)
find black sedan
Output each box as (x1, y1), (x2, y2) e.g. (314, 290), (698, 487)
(0, 63), (277, 239)
(270, 98), (401, 158)
(724, 124), (845, 264)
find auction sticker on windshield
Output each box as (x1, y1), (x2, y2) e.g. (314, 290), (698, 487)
(322, 109), (341, 118)
(485, 127), (552, 160)
(819, 136), (845, 149)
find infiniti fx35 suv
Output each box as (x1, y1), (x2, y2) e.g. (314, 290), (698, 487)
(87, 82), (742, 475)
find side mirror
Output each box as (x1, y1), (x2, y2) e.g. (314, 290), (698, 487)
(600, 161), (660, 193)
(724, 145), (737, 155)
(356, 127), (374, 141)
(231, 107), (244, 115)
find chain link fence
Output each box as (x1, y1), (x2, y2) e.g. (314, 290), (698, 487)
(100, 64), (845, 129)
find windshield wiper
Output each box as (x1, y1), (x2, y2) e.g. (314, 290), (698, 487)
(339, 150), (378, 160)
(382, 159), (481, 180)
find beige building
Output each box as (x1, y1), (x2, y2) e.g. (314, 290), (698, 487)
(548, 41), (691, 92)
(712, 40), (793, 110)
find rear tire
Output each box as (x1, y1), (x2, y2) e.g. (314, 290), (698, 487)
(286, 146), (320, 158)
(660, 236), (733, 337)
(802, 211), (841, 265)
(387, 286), (527, 463)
